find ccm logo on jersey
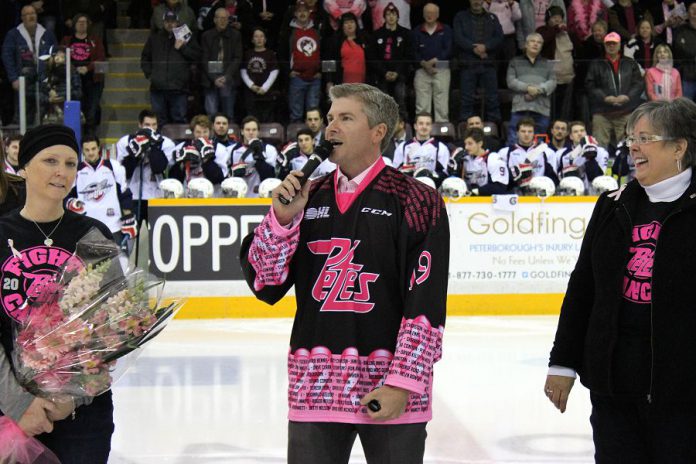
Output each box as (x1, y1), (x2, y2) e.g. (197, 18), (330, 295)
(361, 207), (392, 217)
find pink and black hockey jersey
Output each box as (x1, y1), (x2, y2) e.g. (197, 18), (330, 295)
(240, 159), (449, 424)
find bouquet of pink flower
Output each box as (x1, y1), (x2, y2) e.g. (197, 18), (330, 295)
(12, 229), (182, 398)
(0, 228), (183, 463)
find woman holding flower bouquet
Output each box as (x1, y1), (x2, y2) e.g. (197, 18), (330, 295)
(0, 124), (115, 463)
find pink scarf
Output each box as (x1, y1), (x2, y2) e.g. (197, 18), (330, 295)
(569, 0), (604, 39)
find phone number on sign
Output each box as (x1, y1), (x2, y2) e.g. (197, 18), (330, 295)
(449, 270), (573, 280)
(449, 271), (517, 280)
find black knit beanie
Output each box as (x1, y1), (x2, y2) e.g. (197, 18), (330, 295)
(18, 124), (79, 169)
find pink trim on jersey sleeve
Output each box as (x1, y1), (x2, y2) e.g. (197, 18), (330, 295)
(384, 315), (444, 395)
(268, 206), (303, 235)
(248, 208), (303, 291)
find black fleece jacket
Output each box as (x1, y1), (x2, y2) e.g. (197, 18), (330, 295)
(550, 177), (696, 401)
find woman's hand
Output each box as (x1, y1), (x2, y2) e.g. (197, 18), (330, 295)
(18, 397), (56, 436)
(544, 375), (575, 413)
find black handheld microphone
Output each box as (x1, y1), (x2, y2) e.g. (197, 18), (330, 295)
(278, 140), (335, 205)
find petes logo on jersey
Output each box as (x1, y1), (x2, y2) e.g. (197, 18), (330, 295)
(308, 238), (379, 313)
(305, 207), (330, 220)
(0, 246), (83, 322)
(79, 179), (113, 202)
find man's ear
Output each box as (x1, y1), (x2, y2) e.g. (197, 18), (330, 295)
(372, 123), (388, 146)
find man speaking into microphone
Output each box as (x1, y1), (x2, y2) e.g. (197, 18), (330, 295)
(240, 83), (449, 464)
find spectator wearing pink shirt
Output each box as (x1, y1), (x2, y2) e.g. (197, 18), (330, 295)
(645, 44), (683, 101)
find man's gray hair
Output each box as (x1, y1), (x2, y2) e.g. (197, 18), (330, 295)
(526, 32), (543, 44)
(329, 83), (399, 151)
(626, 98), (696, 168)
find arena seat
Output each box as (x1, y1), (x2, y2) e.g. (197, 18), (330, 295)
(403, 123), (413, 141)
(285, 122), (306, 141)
(456, 121), (467, 140)
(431, 122), (456, 143)
(161, 124), (191, 142)
(227, 123), (240, 140)
(483, 121), (499, 138)
(259, 123), (285, 147)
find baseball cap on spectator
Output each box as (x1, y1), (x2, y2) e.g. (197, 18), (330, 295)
(163, 11), (178, 22)
(295, 0), (309, 11)
(384, 2), (399, 18)
(604, 32), (621, 43)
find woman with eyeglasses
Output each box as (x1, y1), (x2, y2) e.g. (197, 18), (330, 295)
(545, 97), (696, 462)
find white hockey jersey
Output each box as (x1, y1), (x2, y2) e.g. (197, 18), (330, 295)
(460, 150), (509, 189)
(393, 138), (450, 175)
(73, 159), (129, 233)
(225, 142), (278, 197)
(172, 140), (230, 180)
(289, 153), (337, 179)
(556, 144), (609, 190)
(497, 142), (558, 179)
(116, 134), (176, 200)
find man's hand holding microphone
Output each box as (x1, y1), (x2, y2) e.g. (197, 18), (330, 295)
(273, 140), (335, 225)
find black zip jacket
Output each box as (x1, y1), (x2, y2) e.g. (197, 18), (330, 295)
(141, 30), (201, 91)
(585, 56), (644, 114)
(673, 22), (696, 81)
(550, 177), (696, 401)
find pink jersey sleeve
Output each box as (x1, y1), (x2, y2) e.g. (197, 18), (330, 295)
(384, 315), (444, 394)
(248, 207), (303, 291)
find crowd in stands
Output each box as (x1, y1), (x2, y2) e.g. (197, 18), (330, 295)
(0, 0), (692, 204)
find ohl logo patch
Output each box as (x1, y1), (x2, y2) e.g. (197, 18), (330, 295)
(0, 246), (83, 322)
(308, 239), (379, 313)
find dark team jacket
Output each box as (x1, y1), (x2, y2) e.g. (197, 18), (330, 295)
(369, 25), (415, 81)
(240, 159), (449, 424)
(0, 210), (113, 420)
(549, 178), (696, 401)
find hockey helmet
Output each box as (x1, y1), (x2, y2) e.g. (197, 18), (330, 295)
(187, 177), (215, 198)
(414, 176), (437, 189)
(527, 176), (556, 197)
(221, 177), (249, 198)
(258, 178), (283, 198)
(159, 178), (184, 199)
(439, 177), (468, 199)
(557, 176), (586, 196)
(591, 175), (619, 195)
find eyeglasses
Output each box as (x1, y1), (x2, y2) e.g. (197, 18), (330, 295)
(625, 134), (673, 147)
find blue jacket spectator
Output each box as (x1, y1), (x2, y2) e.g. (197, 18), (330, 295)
(412, 3), (452, 122)
(413, 20), (452, 63)
(2, 5), (56, 125)
(453, 0), (503, 122)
